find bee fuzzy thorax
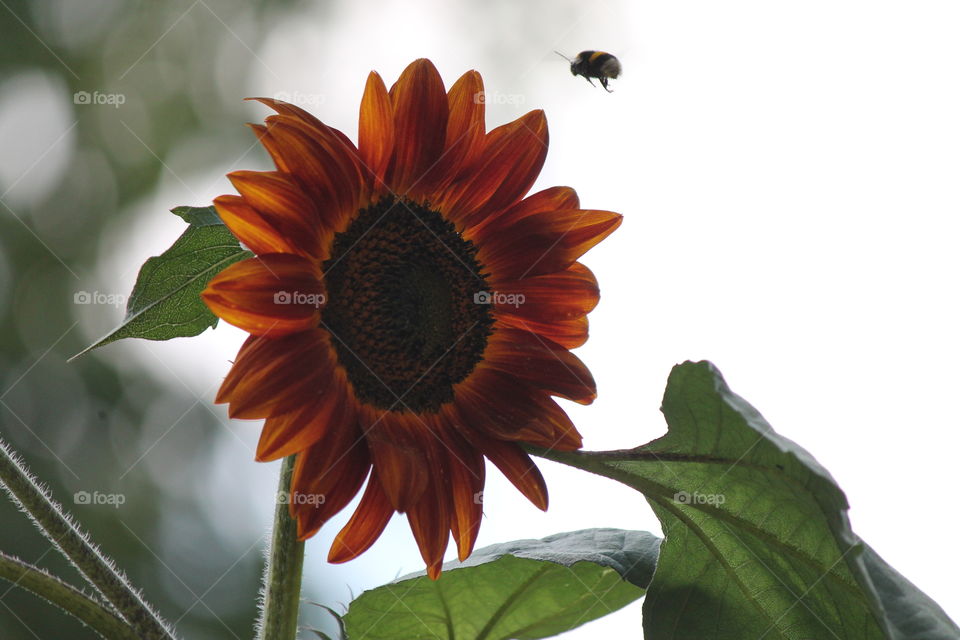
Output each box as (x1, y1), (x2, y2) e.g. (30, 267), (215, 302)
(556, 50), (621, 93)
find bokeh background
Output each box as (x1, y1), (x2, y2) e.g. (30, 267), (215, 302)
(1, 1), (958, 638)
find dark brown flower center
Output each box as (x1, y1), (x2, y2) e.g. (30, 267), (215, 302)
(322, 196), (494, 413)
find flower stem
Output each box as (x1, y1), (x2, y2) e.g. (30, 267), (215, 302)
(0, 438), (174, 639)
(0, 552), (140, 640)
(258, 455), (305, 640)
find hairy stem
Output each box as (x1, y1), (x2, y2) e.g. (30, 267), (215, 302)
(257, 455), (305, 640)
(0, 439), (174, 639)
(0, 552), (140, 639)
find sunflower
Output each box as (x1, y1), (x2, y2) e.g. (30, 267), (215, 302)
(201, 59), (621, 578)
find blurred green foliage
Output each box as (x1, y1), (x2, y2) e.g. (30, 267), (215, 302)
(0, 1), (306, 637)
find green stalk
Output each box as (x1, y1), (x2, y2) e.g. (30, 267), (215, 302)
(0, 439), (174, 639)
(0, 552), (140, 640)
(257, 455), (305, 640)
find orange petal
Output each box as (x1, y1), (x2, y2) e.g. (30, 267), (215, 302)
(291, 420), (370, 540)
(492, 390), (583, 451)
(439, 110), (548, 230)
(358, 71), (394, 195)
(454, 367), (555, 444)
(483, 328), (596, 404)
(386, 59), (449, 197)
(249, 97), (357, 149)
(498, 313), (589, 350)
(226, 171), (326, 258)
(328, 471), (395, 564)
(492, 263), (599, 323)
(363, 409), (429, 511)
(406, 445), (451, 579)
(255, 364), (347, 461)
(215, 330), (328, 419)
(440, 423), (485, 561)
(246, 123), (285, 170)
(201, 254), (324, 337)
(248, 97), (325, 128)
(482, 438), (548, 511)
(426, 70), (486, 194)
(251, 97), (366, 197)
(256, 117), (358, 230)
(526, 398), (583, 451)
(479, 209), (622, 280)
(214, 195), (303, 257)
(467, 186), (580, 244)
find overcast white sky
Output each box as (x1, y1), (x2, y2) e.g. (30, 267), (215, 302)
(60, 0), (960, 636)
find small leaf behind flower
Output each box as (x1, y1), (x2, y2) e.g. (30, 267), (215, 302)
(71, 206), (251, 360)
(170, 204), (225, 227)
(342, 528), (659, 640)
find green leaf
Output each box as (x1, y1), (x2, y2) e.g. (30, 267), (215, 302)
(862, 544), (959, 640)
(342, 528), (659, 640)
(170, 204), (224, 227)
(307, 603), (346, 640)
(530, 361), (960, 640)
(72, 206), (251, 359)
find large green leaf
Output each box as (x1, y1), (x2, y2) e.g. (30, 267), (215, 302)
(531, 361), (959, 639)
(861, 544), (959, 640)
(342, 528), (660, 640)
(72, 206), (251, 359)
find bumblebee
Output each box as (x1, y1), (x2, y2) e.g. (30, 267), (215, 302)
(556, 50), (621, 92)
